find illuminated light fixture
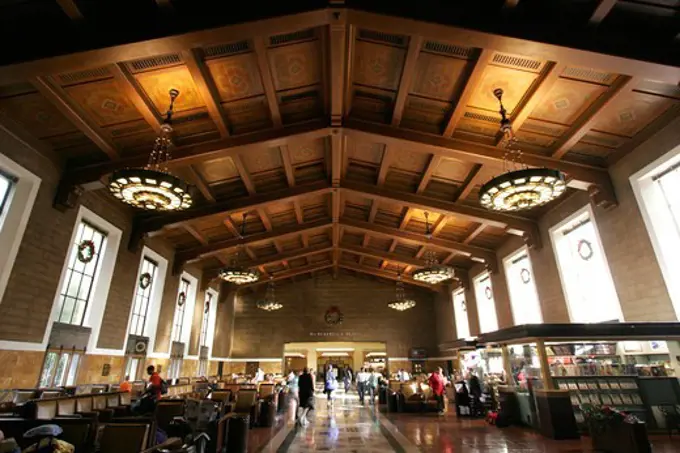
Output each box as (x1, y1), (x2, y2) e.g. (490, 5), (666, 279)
(365, 352), (387, 358)
(256, 276), (283, 311)
(411, 212), (455, 285)
(388, 274), (417, 311)
(218, 213), (260, 285)
(321, 352), (350, 357)
(479, 88), (566, 212)
(108, 89), (193, 211)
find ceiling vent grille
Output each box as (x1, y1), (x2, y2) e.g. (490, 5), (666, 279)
(281, 90), (318, 103)
(562, 67), (617, 85)
(269, 29), (315, 46)
(174, 111), (210, 124)
(423, 41), (475, 59)
(464, 111), (498, 123)
(358, 29), (407, 47)
(57, 67), (111, 85)
(492, 53), (542, 72)
(128, 54), (182, 73)
(204, 40), (250, 59)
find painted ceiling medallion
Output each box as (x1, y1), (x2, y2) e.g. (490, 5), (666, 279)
(479, 88), (566, 212)
(108, 89), (193, 212)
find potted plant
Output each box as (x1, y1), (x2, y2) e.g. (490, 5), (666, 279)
(581, 403), (651, 453)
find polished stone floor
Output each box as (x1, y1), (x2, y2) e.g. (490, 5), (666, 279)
(256, 391), (680, 453)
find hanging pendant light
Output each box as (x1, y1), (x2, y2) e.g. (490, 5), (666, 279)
(218, 213), (260, 285)
(411, 212), (455, 285)
(257, 276), (283, 311)
(108, 89), (193, 211)
(479, 88), (566, 212)
(388, 274), (416, 311)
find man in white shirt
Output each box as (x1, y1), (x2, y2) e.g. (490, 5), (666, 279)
(356, 368), (369, 405)
(401, 369), (410, 382)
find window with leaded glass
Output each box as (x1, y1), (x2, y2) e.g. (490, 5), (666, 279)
(474, 272), (498, 334)
(39, 351), (81, 388)
(452, 288), (470, 339)
(56, 221), (107, 325)
(552, 211), (621, 323)
(129, 257), (158, 336)
(172, 278), (190, 343)
(504, 250), (543, 325)
(200, 292), (213, 347)
(0, 169), (15, 223)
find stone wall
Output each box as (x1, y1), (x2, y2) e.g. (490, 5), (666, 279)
(232, 272), (438, 359)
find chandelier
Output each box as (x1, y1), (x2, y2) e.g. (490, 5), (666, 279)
(388, 274), (416, 311)
(479, 88), (566, 212)
(218, 213), (260, 285)
(108, 89), (193, 211)
(411, 212), (455, 285)
(257, 276), (283, 311)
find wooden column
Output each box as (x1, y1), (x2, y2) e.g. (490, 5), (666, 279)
(535, 340), (553, 389)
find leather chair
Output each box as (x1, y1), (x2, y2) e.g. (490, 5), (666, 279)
(154, 400), (184, 433)
(99, 422), (150, 453)
(234, 390), (258, 428)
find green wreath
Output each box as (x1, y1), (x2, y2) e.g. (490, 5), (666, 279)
(178, 291), (186, 306)
(520, 268), (531, 284)
(77, 239), (96, 263)
(324, 306), (344, 325)
(577, 239), (594, 261)
(139, 272), (152, 289)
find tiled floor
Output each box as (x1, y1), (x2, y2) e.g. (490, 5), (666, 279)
(256, 391), (680, 452)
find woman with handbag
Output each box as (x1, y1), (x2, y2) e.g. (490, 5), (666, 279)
(324, 365), (338, 408)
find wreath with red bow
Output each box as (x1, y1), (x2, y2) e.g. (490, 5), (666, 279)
(77, 239), (96, 263)
(324, 306), (344, 325)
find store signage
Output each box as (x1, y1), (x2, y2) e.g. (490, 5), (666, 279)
(309, 331), (358, 337)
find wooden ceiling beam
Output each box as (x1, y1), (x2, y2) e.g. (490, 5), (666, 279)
(417, 155), (441, 194)
(344, 121), (612, 192)
(367, 200), (379, 223)
(551, 75), (637, 159)
(177, 219), (332, 263)
(33, 76), (119, 160)
(442, 252), (457, 265)
(294, 200), (304, 224)
(240, 263), (334, 288)
(443, 49), (495, 137)
(463, 223), (487, 245)
(345, 10), (680, 84)
(431, 215), (449, 236)
(505, 62), (567, 138)
(67, 122), (331, 186)
(204, 244), (334, 279)
(340, 217), (497, 268)
(186, 165), (215, 202)
(590, 0), (617, 25)
(232, 154), (257, 195)
(138, 181), (331, 234)
(110, 63), (162, 134)
(340, 244), (430, 269)
(184, 224), (208, 246)
(182, 49), (229, 137)
(254, 36), (282, 128)
(223, 217), (240, 237)
(341, 180), (537, 241)
(337, 263), (435, 289)
(258, 209), (273, 231)
(56, 0), (84, 21)
(455, 164), (484, 202)
(376, 147), (393, 186)
(280, 145), (296, 187)
(329, 9), (348, 125)
(392, 35), (423, 127)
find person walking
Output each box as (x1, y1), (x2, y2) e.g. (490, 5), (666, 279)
(343, 367), (353, 393)
(324, 365), (338, 408)
(428, 367), (446, 415)
(367, 368), (380, 405)
(356, 368), (369, 405)
(297, 368), (315, 426)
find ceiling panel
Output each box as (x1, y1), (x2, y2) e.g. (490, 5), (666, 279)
(411, 52), (469, 102)
(353, 40), (406, 91)
(135, 65), (205, 115)
(592, 91), (678, 137)
(528, 78), (608, 126)
(0, 91), (77, 138)
(240, 147), (283, 174)
(65, 78), (142, 126)
(268, 40), (321, 91)
(468, 65), (538, 115)
(206, 53), (264, 102)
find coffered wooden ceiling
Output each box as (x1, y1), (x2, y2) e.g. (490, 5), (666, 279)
(0, 1), (679, 289)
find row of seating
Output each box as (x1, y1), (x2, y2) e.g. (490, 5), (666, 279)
(386, 381), (445, 412)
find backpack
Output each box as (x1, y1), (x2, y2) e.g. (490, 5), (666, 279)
(160, 379), (169, 395)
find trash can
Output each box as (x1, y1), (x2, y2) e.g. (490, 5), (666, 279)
(387, 391), (398, 412)
(378, 387), (387, 404)
(226, 414), (249, 453)
(258, 400), (276, 427)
